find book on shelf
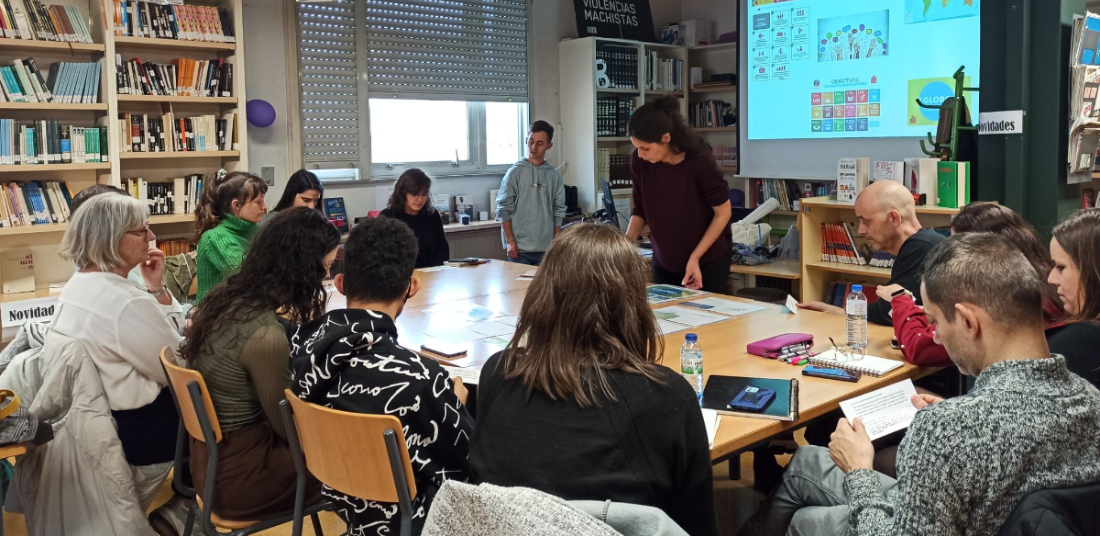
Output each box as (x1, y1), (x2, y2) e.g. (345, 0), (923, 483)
(0, 2), (94, 43)
(750, 178), (828, 211)
(596, 96), (633, 137)
(819, 221), (895, 268)
(0, 180), (73, 227)
(822, 281), (882, 309)
(836, 157), (870, 204)
(597, 150), (632, 190)
(902, 157), (939, 205)
(936, 161), (970, 209)
(324, 197), (348, 232)
(714, 145), (737, 168)
(0, 59), (99, 104)
(1083, 187), (1096, 209)
(116, 55), (233, 98)
(595, 44), (637, 90)
(156, 238), (194, 257)
(872, 161), (903, 184)
(117, 112), (237, 153)
(113, 1), (235, 43)
(126, 174), (204, 216)
(0, 248), (34, 293)
(0, 119), (106, 165)
(690, 99), (735, 128)
(644, 51), (682, 91)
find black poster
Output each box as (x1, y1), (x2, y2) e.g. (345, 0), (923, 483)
(573, 0), (656, 42)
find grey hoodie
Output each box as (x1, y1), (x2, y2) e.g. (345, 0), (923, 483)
(495, 159), (566, 253)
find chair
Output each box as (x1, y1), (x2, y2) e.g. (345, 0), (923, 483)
(280, 389), (418, 536)
(159, 349), (328, 536)
(995, 481), (1100, 536)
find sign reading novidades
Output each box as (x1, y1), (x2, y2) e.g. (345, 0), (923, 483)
(977, 110), (1024, 135)
(573, 0), (656, 42)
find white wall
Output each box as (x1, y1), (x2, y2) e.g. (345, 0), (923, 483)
(244, 0), (685, 221)
(680, 0), (738, 40)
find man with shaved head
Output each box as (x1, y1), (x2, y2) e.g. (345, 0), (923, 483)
(799, 180), (946, 325)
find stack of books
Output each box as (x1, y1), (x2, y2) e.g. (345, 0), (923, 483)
(126, 174), (204, 216)
(0, 59), (100, 103)
(0, 119), (107, 165)
(118, 112), (238, 153)
(0, 180), (73, 226)
(595, 44), (637, 90)
(596, 96), (632, 137)
(116, 56), (233, 98)
(0, 1), (93, 43)
(690, 100), (735, 128)
(597, 150), (633, 190)
(113, 1), (236, 43)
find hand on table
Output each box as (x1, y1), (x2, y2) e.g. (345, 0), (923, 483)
(682, 258), (703, 290)
(141, 248), (167, 290)
(506, 241), (519, 261)
(829, 417), (875, 473)
(796, 301), (845, 315)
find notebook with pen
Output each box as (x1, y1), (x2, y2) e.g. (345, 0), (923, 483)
(808, 349), (904, 377)
(701, 375), (799, 421)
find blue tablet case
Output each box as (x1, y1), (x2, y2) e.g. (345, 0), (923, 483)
(701, 375), (799, 421)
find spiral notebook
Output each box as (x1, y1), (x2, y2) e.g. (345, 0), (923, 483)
(809, 350), (904, 377)
(701, 376), (799, 421)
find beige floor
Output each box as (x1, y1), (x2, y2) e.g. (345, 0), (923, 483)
(1, 447), (795, 536)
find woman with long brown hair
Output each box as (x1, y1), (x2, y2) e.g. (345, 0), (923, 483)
(468, 223), (716, 536)
(1047, 208), (1100, 387)
(194, 170), (268, 302)
(379, 168), (450, 267)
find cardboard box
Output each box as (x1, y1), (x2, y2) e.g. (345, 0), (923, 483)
(682, 20), (711, 47)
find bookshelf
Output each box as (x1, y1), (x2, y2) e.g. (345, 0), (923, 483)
(798, 196), (957, 302)
(0, 0), (248, 310)
(688, 42), (737, 178)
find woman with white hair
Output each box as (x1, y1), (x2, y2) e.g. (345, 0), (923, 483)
(53, 193), (183, 469)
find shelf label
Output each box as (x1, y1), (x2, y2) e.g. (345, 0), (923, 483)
(977, 110), (1023, 135)
(2, 296), (57, 330)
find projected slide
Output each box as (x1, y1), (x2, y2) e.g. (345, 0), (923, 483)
(747, 0), (980, 140)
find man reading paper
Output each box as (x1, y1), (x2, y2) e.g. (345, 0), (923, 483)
(739, 233), (1100, 536)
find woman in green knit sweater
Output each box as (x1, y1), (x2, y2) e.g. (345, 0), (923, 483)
(195, 171), (269, 302)
(182, 207), (341, 519)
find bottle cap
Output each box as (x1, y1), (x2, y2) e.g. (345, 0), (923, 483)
(685, 333), (698, 342)
(851, 284), (863, 292)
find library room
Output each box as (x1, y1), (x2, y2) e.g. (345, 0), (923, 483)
(0, 0), (1097, 535)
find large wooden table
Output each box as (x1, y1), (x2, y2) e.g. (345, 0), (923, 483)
(337, 263), (928, 462)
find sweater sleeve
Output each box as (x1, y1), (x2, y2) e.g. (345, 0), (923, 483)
(405, 367), (474, 487)
(496, 171), (517, 221)
(433, 214), (451, 266)
(553, 172), (566, 226)
(696, 152), (730, 208)
(239, 324), (292, 440)
(889, 295), (952, 367)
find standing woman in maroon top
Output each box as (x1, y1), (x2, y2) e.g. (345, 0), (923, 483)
(626, 96), (733, 293)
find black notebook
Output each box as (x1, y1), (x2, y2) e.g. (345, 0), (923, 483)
(701, 375), (799, 421)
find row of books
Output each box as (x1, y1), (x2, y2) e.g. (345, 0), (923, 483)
(113, 1), (235, 43)
(116, 56), (233, 98)
(118, 112), (238, 153)
(0, 1), (92, 43)
(596, 45), (638, 90)
(596, 96), (633, 137)
(596, 150), (632, 190)
(644, 53), (683, 91)
(751, 178), (815, 212)
(821, 222), (895, 267)
(127, 174), (204, 216)
(0, 180), (73, 227)
(690, 100), (735, 129)
(0, 60), (99, 104)
(0, 120), (107, 165)
(714, 145), (737, 168)
(156, 238), (194, 257)
(822, 281), (881, 308)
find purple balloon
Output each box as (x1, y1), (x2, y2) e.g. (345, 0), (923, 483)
(246, 99), (277, 128)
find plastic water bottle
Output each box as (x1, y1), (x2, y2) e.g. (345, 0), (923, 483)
(846, 284), (868, 357)
(680, 333), (704, 406)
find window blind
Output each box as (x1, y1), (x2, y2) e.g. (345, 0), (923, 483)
(364, 0), (528, 100)
(297, 1), (361, 164)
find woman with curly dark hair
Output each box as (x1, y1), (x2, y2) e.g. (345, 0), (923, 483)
(181, 207), (339, 519)
(380, 168), (450, 267)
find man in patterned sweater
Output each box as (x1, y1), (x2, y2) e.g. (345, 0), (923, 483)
(741, 233), (1100, 536)
(290, 217), (474, 536)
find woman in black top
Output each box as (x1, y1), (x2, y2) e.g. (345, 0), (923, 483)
(1047, 209), (1100, 387)
(379, 168), (450, 268)
(469, 223), (716, 536)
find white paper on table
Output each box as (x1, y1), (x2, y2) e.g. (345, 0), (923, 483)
(418, 265), (456, 273)
(702, 408), (720, 448)
(446, 366), (483, 385)
(785, 294), (799, 315)
(496, 316), (520, 327)
(653, 305), (729, 327)
(432, 326), (488, 344)
(838, 379), (919, 441)
(519, 269), (537, 278)
(681, 297), (767, 317)
(424, 302), (503, 323)
(467, 321), (516, 338)
(657, 319), (688, 335)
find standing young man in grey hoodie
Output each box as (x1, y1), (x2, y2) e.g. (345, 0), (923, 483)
(495, 120), (566, 266)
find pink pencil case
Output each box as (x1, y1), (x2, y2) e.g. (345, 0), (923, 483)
(747, 333), (814, 358)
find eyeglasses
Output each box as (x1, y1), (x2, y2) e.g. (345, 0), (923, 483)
(126, 223), (151, 236)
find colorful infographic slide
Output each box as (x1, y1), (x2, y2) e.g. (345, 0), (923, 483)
(747, 0), (980, 140)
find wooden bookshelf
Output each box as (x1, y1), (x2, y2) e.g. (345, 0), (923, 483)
(691, 84), (736, 94)
(150, 214), (197, 225)
(120, 151), (241, 160)
(0, 163), (110, 173)
(0, 39), (104, 53)
(646, 90), (684, 97)
(596, 88), (640, 95)
(113, 36), (237, 52)
(0, 287), (61, 304)
(116, 95), (238, 104)
(799, 197), (957, 301)
(0, 222), (68, 236)
(718, 166), (737, 172)
(0, 102), (108, 111)
(695, 126), (737, 133)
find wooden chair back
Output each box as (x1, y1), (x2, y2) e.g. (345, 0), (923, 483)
(160, 348), (222, 443)
(188, 277), (198, 297)
(283, 390), (417, 502)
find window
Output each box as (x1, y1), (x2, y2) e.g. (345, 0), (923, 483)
(296, 0), (529, 181)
